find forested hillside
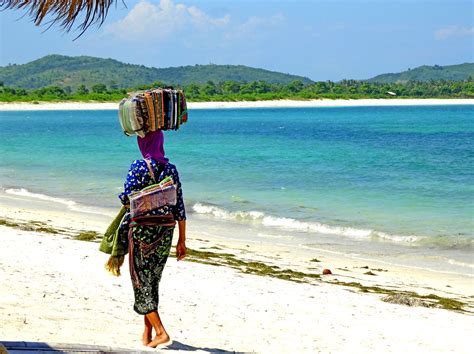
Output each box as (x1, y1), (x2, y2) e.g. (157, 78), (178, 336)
(1, 55), (473, 102)
(0, 55), (313, 89)
(368, 63), (474, 83)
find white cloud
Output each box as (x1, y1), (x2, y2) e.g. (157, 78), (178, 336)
(105, 0), (230, 40)
(105, 0), (282, 43)
(435, 26), (474, 40)
(187, 5), (230, 28)
(224, 13), (285, 41)
(237, 14), (284, 33)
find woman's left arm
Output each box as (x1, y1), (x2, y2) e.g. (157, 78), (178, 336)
(171, 165), (187, 260)
(176, 220), (186, 261)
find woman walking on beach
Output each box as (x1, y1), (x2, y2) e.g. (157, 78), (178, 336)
(119, 130), (187, 348)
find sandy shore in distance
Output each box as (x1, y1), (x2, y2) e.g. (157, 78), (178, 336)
(1, 192), (473, 353)
(0, 98), (473, 111)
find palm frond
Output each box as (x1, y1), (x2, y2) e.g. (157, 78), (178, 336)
(0, 0), (119, 37)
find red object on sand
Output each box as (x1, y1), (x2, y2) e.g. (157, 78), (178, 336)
(322, 269), (332, 275)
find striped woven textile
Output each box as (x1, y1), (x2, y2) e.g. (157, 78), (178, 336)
(118, 88), (188, 136)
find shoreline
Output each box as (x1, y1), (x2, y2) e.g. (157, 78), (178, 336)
(1, 190), (472, 300)
(0, 98), (473, 111)
(1, 192), (473, 352)
(2, 187), (473, 278)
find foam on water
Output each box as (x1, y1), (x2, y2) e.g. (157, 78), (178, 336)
(5, 188), (78, 208)
(4, 188), (114, 217)
(192, 202), (429, 245)
(447, 259), (474, 269)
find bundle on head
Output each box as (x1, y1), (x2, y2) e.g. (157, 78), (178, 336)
(118, 88), (188, 137)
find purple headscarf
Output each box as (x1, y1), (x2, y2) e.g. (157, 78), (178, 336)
(137, 130), (169, 164)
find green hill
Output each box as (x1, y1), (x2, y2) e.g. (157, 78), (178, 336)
(368, 63), (474, 83)
(0, 54), (313, 89)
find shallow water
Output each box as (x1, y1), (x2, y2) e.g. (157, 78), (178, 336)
(1, 105), (473, 272)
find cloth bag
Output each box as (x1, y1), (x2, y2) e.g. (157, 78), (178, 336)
(129, 159), (177, 218)
(99, 206), (128, 276)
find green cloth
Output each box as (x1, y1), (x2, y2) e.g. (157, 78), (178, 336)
(99, 206), (128, 256)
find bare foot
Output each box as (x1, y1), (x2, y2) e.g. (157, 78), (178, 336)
(146, 332), (171, 348)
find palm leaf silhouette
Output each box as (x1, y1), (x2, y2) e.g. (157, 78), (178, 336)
(0, 0), (121, 37)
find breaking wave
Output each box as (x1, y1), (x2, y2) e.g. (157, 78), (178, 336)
(192, 202), (473, 249)
(3, 188), (113, 217)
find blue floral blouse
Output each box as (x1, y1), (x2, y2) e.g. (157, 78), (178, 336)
(119, 159), (186, 221)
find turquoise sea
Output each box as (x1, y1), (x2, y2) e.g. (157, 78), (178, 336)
(1, 105), (473, 272)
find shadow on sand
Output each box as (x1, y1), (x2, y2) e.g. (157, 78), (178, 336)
(164, 340), (245, 353)
(1, 341), (246, 354)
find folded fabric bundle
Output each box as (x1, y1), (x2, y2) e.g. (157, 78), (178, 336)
(118, 98), (147, 137)
(118, 87), (188, 136)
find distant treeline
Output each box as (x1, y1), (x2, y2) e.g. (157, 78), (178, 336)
(1, 79), (473, 102)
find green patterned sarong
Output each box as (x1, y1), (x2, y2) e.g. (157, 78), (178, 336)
(129, 224), (174, 315)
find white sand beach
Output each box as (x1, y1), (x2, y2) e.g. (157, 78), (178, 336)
(1, 191), (473, 353)
(0, 98), (473, 111)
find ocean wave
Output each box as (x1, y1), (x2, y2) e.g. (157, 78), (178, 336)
(414, 234), (474, 250)
(191, 202), (473, 248)
(192, 203), (265, 221)
(447, 259), (474, 269)
(3, 188), (114, 217)
(5, 188), (78, 207)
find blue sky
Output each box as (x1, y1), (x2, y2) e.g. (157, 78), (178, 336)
(0, 0), (472, 81)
